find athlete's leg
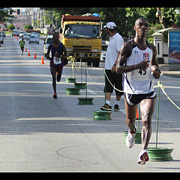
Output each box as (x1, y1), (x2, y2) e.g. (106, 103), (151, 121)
(140, 98), (156, 150)
(50, 67), (57, 94)
(56, 67), (63, 82)
(104, 70), (114, 105)
(106, 92), (112, 102)
(125, 100), (138, 134)
(21, 47), (24, 55)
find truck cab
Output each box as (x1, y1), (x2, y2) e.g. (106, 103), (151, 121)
(60, 14), (101, 67)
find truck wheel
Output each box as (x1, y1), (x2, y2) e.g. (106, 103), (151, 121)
(87, 62), (91, 66)
(93, 60), (100, 67)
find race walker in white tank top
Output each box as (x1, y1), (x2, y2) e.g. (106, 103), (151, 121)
(123, 40), (155, 95)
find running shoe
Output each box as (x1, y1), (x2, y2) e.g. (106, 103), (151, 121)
(100, 103), (112, 111)
(138, 149), (149, 165)
(114, 104), (120, 111)
(126, 130), (136, 148)
(53, 93), (58, 99)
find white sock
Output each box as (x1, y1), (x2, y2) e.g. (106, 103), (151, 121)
(106, 100), (111, 106)
(115, 100), (120, 106)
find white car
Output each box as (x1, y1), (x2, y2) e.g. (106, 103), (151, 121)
(12, 29), (20, 36)
(44, 35), (53, 57)
(29, 34), (40, 44)
(23, 33), (30, 40)
(19, 31), (26, 38)
(100, 42), (108, 62)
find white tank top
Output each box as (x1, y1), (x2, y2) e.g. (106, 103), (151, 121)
(123, 40), (154, 94)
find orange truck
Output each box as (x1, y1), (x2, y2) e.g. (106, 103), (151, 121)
(60, 14), (101, 67)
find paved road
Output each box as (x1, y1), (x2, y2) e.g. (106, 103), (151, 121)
(0, 35), (180, 172)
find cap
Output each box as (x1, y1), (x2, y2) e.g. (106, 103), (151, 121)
(103, 22), (117, 30)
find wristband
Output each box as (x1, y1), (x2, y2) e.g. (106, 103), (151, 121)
(154, 69), (161, 73)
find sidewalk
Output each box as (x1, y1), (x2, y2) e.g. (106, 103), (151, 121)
(160, 64), (180, 78)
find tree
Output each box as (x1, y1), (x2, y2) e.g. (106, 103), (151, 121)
(90, 7), (127, 36)
(125, 7), (158, 37)
(24, 24), (33, 30)
(41, 7), (180, 39)
(156, 7), (177, 29)
(0, 8), (14, 21)
(7, 23), (15, 31)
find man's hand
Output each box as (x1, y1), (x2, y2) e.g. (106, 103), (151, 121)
(111, 64), (116, 73)
(152, 69), (161, 79)
(136, 60), (150, 70)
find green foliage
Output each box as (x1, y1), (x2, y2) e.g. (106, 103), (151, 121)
(7, 24), (15, 31)
(42, 7), (180, 41)
(174, 9), (180, 27)
(147, 23), (162, 43)
(24, 24), (33, 30)
(0, 8), (14, 21)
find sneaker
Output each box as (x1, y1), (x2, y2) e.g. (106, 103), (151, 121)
(126, 130), (136, 148)
(114, 104), (120, 111)
(138, 149), (149, 165)
(100, 103), (112, 111)
(53, 93), (58, 99)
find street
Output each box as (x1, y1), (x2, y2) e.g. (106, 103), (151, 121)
(0, 35), (180, 172)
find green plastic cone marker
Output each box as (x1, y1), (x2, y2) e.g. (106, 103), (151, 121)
(93, 111), (111, 120)
(78, 63), (94, 105)
(66, 88), (80, 95)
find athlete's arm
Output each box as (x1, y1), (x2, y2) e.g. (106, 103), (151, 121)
(149, 43), (161, 79)
(62, 44), (67, 57)
(116, 42), (149, 74)
(46, 45), (51, 59)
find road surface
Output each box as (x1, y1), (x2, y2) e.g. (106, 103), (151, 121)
(0, 35), (180, 172)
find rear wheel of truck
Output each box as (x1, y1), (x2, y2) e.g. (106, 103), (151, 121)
(87, 61), (91, 66)
(93, 60), (100, 67)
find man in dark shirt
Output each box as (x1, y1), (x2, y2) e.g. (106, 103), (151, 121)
(47, 32), (67, 99)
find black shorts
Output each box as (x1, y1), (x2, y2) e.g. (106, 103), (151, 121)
(104, 69), (123, 96)
(50, 66), (63, 81)
(124, 91), (156, 106)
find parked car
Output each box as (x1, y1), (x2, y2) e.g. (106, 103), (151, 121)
(29, 34), (40, 44)
(27, 33), (31, 41)
(1, 31), (6, 37)
(19, 31), (26, 38)
(23, 33), (31, 40)
(44, 35), (53, 57)
(100, 40), (109, 62)
(12, 29), (20, 36)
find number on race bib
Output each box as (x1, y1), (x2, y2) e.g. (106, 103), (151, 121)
(53, 57), (62, 65)
(139, 69), (146, 75)
(133, 68), (150, 81)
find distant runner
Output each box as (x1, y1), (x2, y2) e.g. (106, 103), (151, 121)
(46, 32), (67, 99)
(19, 38), (25, 55)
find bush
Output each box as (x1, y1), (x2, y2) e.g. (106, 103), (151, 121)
(24, 24), (33, 30)
(7, 24), (15, 31)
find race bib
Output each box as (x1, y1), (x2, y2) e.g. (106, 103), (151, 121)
(133, 53), (151, 81)
(53, 57), (62, 65)
(133, 68), (150, 81)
